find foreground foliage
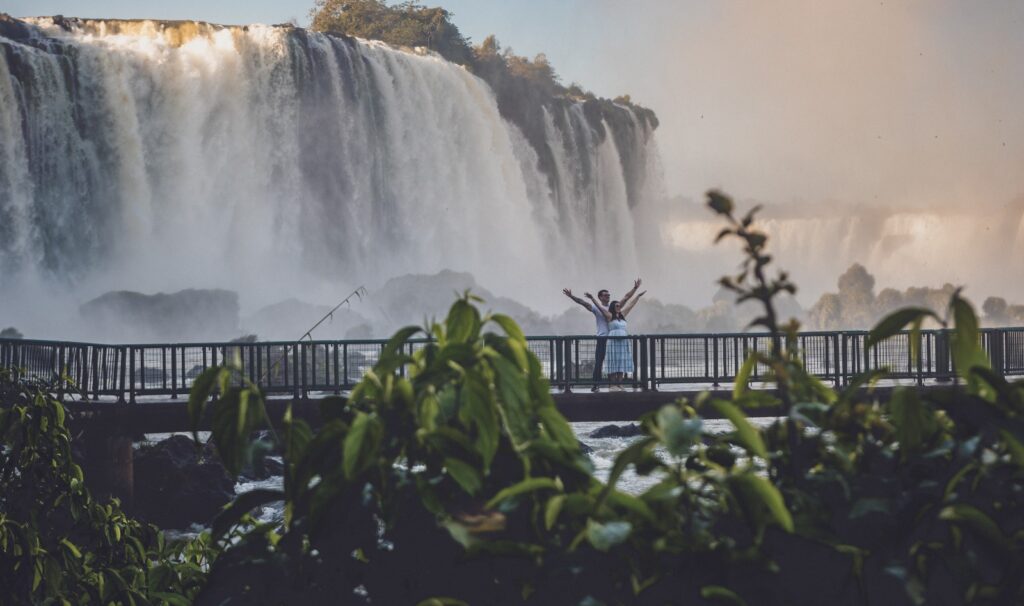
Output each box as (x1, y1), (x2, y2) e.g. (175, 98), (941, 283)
(188, 191), (1023, 605)
(4, 190), (1022, 604)
(0, 373), (215, 605)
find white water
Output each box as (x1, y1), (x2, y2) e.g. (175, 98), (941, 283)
(0, 18), (665, 339)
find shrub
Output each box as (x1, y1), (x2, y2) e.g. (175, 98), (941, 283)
(189, 191), (1024, 604)
(0, 372), (216, 604)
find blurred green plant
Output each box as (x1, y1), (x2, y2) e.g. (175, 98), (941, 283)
(0, 371), (217, 605)
(186, 191), (1024, 604)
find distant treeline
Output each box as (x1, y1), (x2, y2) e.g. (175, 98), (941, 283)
(806, 263), (1024, 330)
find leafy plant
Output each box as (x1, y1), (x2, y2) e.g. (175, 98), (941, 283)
(190, 192), (1024, 604)
(0, 371), (216, 605)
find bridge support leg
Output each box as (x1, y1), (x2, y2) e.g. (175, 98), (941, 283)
(82, 432), (134, 510)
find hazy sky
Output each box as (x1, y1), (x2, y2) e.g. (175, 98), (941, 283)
(9, 0), (1024, 206)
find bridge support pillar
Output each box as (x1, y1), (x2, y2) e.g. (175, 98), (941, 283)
(82, 431), (134, 510)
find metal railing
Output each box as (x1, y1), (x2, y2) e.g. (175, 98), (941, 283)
(3, 327), (1023, 403)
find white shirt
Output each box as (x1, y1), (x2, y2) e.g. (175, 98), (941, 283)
(589, 302), (609, 336)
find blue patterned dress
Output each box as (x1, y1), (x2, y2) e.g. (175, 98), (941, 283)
(604, 319), (633, 375)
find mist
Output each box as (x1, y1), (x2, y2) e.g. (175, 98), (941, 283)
(573, 0), (1023, 205)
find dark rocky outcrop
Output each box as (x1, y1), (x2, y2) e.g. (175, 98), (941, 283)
(588, 423), (644, 439)
(133, 435), (235, 529)
(79, 289), (240, 342)
(576, 440), (594, 455)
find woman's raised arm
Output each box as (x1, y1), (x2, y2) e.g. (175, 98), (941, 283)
(621, 291), (646, 318)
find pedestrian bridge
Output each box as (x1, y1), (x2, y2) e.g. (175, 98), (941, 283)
(4, 327), (1023, 404)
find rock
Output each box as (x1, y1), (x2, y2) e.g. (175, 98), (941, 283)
(133, 435), (234, 529)
(79, 288), (240, 342)
(588, 423), (644, 439)
(577, 440), (594, 455)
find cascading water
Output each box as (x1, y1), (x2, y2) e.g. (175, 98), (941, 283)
(0, 16), (664, 338)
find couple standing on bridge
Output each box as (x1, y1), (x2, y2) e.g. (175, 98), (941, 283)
(563, 279), (646, 391)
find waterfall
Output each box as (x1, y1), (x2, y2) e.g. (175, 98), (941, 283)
(0, 16), (665, 336)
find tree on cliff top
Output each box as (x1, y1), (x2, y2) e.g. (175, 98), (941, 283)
(309, 0), (473, 65)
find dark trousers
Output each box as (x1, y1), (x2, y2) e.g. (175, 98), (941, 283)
(592, 336), (608, 382)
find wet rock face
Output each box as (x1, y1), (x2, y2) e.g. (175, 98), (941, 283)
(133, 433), (284, 529)
(588, 423), (644, 439)
(133, 435), (235, 529)
(79, 289), (240, 343)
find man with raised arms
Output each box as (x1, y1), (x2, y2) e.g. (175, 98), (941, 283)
(562, 278), (641, 392)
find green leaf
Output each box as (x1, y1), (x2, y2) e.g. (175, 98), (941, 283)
(444, 457), (483, 494)
(605, 490), (656, 523)
(209, 387), (267, 477)
(446, 298), (482, 344)
(545, 495), (566, 530)
(700, 586), (749, 606)
(655, 405), (701, 457)
(734, 353), (757, 398)
(866, 308), (937, 350)
(490, 313), (525, 343)
(939, 504), (1012, 553)
(491, 356), (533, 447)
(586, 519), (632, 551)
(731, 473), (794, 532)
(707, 190), (734, 216)
(188, 366), (226, 442)
(604, 437), (657, 494)
(60, 537), (81, 558)
(485, 477), (560, 510)
(538, 405), (578, 452)
(711, 400), (767, 459)
(282, 406), (313, 465)
(950, 293), (993, 397)
(382, 325), (421, 362)
(210, 489), (285, 542)
(343, 412), (381, 480)
(460, 371), (499, 471)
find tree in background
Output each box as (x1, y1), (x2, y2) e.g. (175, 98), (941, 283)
(309, 0), (474, 65)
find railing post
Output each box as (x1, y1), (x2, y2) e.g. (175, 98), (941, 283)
(333, 343), (340, 394)
(647, 337), (655, 391)
(343, 343), (350, 390)
(712, 336), (720, 387)
(128, 347), (136, 404)
(638, 336), (647, 391)
(562, 337), (572, 392)
(991, 329), (1005, 377)
(837, 333), (845, 386)
(170, 345), (178, 398)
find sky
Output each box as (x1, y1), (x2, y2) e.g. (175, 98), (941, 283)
(8, 0), (1024, 207)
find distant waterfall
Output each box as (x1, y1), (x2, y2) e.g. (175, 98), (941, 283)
(0, 17), (664, 320)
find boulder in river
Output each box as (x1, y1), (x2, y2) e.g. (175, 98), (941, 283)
(588, 423), (645, 439)
(133, 435), (235, 529)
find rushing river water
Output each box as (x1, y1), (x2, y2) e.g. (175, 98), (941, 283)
(158, 418), (778, 536)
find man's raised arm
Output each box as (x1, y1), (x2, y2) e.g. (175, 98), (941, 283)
(562, 288), (593, 311)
